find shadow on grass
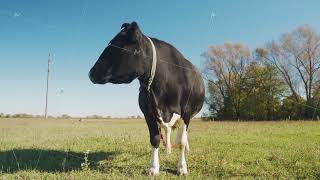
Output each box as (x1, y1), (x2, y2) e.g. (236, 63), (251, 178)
(0, 148), (118, 173)
(162, 168), (178, 176)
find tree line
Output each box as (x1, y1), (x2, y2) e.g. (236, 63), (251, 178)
(203, 25), (320, 121)
(0, 113), (143, 119)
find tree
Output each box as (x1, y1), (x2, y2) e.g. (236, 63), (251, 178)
(242, 62), (286, 120)
(280, 95), (306, 120)
(204, 44), (287, 121)
(256, 25), (320, 119)
(203, 43), (252, 120)
(60, 114), (71, 119)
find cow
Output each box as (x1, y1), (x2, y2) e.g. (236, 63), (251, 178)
(89, 22), (205, 176)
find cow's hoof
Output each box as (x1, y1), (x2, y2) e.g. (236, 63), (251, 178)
(177, 170), (188, 176)
(177, 164), (187, 176)
(149, 166), (159, 176)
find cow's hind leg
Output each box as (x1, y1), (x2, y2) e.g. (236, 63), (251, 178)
(145, 117), (161, 176)
(175, 119), (188, 176)
(185, 139), (190, 152)
(164, 125), (172, 154)
(162, 113), (180, 154)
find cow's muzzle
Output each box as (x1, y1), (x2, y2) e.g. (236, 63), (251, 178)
(89, 68), (109, 84)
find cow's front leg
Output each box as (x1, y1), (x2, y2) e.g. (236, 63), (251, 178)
(150, 146), (159, 176)
(145, 117), (161, 176)
(176, 120), (188, 176)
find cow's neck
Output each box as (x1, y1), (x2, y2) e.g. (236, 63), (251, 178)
(138, 36), (158, 93)
(145, 36), (157, 93)
(138, 36), (170, 122)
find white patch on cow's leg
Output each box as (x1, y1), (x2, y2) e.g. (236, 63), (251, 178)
(149, 147), (159, 176)
(185, 139), (190, 152)
(168, 113), (181, 126)
(176, 122), (188, 176)
(158, 113), (181, 154)
(165, 126), (172, 154)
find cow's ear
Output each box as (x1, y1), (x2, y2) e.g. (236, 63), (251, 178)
(128, 21), (142, 42)
(131, 21), (139, 30)
(121, 23), (130, 29)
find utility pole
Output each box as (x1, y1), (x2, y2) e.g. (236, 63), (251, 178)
(44, 54), (51, 119)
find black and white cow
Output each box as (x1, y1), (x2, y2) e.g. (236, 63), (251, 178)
(89, 22), (205, 176)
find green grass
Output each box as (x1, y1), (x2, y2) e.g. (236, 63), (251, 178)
(0, 118), (320, 179)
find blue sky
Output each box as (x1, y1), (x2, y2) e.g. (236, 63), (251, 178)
(0, 0), (319, 117)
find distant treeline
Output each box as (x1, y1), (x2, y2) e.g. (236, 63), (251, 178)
(0, 113), (143, 119)
(0, 113), (37, 118)
(86, 115), (142, 119)
(203, 25), (320, 121)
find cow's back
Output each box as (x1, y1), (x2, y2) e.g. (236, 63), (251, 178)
(150, 38), (205, 121)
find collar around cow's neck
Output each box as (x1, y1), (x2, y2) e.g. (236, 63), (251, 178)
(146, 36), (157, 94)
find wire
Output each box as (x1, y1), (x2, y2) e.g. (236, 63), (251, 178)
(107, 43), (198, 72)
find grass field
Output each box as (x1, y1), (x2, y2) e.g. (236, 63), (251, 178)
(0, 118), (320, 179)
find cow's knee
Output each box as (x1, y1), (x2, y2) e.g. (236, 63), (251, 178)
(150, 134), (160, 148)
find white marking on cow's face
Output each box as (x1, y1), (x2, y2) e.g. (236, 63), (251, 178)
(149, 147), (159, 176)
(176, 122), (188, 176)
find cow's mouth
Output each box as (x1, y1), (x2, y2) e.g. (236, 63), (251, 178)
(89, 72), (111, 84)
(109, 73), (137, 84)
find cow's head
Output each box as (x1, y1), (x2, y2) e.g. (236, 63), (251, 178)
(89, 22), (146, 84)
